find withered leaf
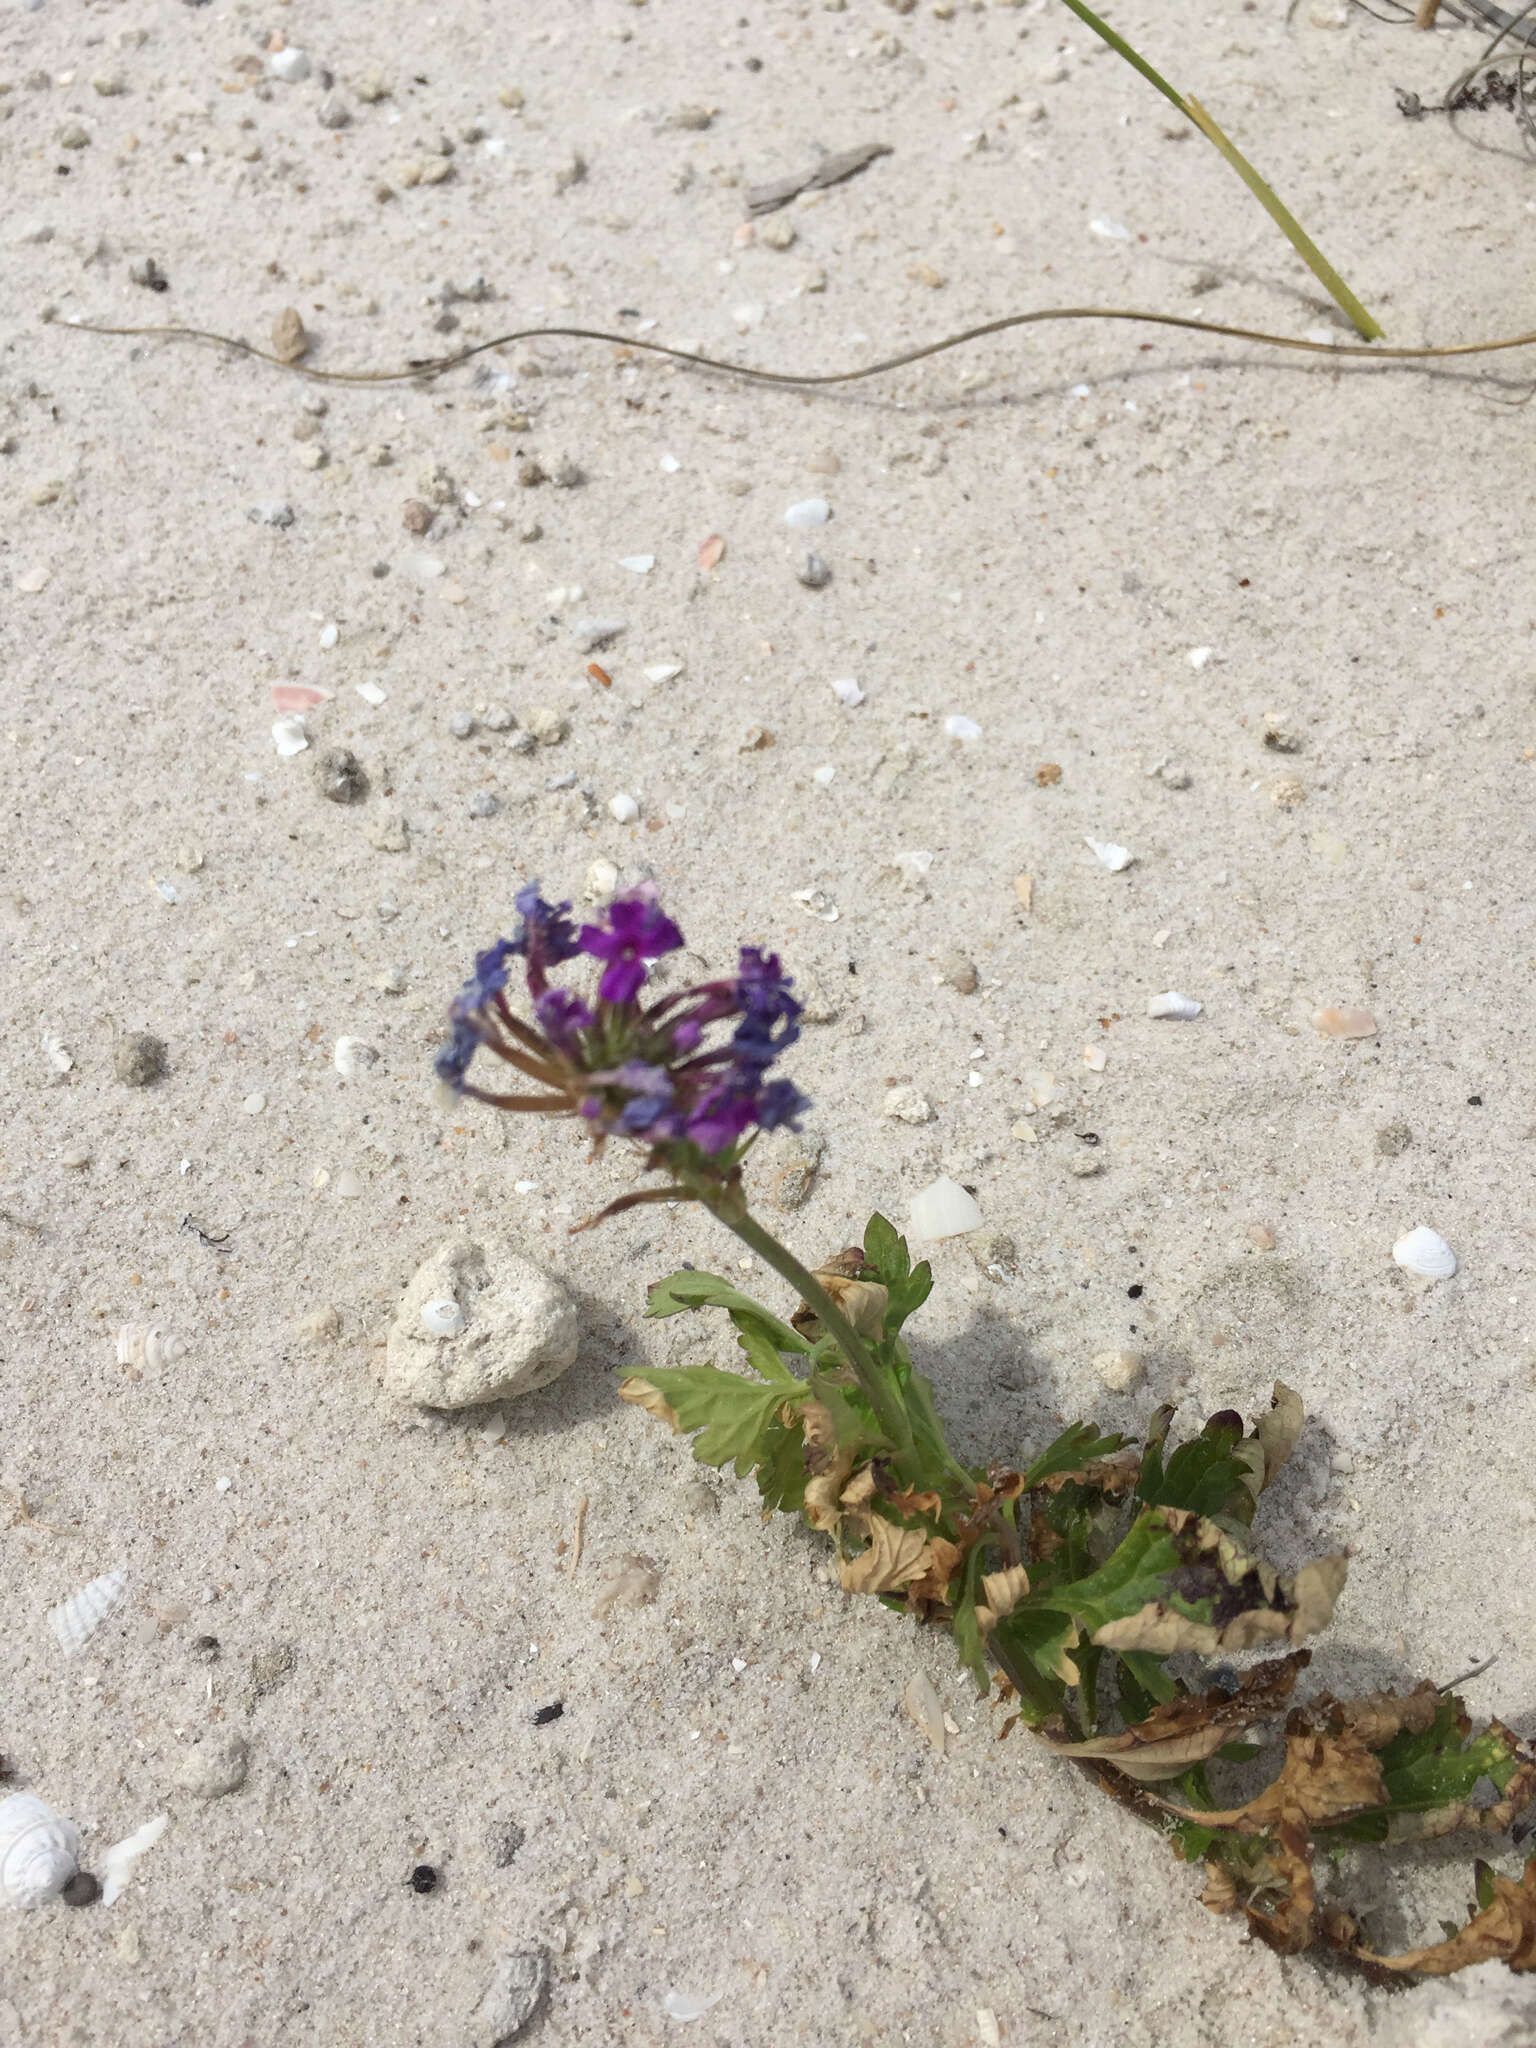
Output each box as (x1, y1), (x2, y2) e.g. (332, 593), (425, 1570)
(1254, 1380), (1304, 1492)
(1090, 1511), (1347, 1658)
(1049, 1653), (1310, 1785)
(839, 1514), (936, 1595)
(790, 1270), (889, 1342)
(618, 1376), (680, 1431)
(1246, 1816), (1316, 1955)
(1038, 1452), (1142, 1497)
(906, 1536), (963, 1609)
(974, 1564), (1032, 1634)
(1346, 1855), (1536, 1975)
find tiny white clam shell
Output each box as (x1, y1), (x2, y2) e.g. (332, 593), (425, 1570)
(48, 1566), (129, 1657)
(1392, 1226), (1457, 1280)
(1084, 836), (1134, 872)
(1147, 991), (1203, 1021)
(421, 1296), (466, 1338)
(0, 1793), (80, 1909)
(114, 1325), (186, 1369)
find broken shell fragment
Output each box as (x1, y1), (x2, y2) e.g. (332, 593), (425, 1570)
(909, 1177), (982, 1241)
(1146, 991), (1202, 1021)
(115, 1325), (185, 1369)
(1084, 837), (1134, 872)
(1392, 1226), (1457, 1280)
(0, 1793), (81, 1909)
(1311, 1007), (1377, 1039)
(48, 1567), (129, 1657)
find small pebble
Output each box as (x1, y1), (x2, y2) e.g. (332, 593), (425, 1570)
(1269, 776), (1306, 810)
(1246, 1222), (1277, 1251)
(115, 1032), (167, 1087)
(883, 1084), (933, 1125)
(469, 790), (502, 818)
(270, 307), (308, 364)
(175, 1732), (248, 1800)
(572, 617), (625, 653)
(295, 1304), (343, 1343)
(61, 1144), (92, 1170)
(771, 1134), (824, 1212)
(1093, 1348), (1144, 1392)
(409, 1864), (439, 1895)
(1376, 1119), (1412, 1158)
(448, 710), (476, 739)
(242, 1092), (267, 1116)
(1311, 1007), (1377, 1039)
(369, 810), (410, 854)
(523, 707), (567, 745)
(608, 793), (640, 824)
(267, 45), (312, 81)
(316, 94), (351, 130)
(402, 499), (435, 535)
(61, 1873), (102, 1909)
(784, 497), (831, 528)
(798, 551), (832, 589)
(312, 748), (367, 805)
(1066, 1153), (1102, 1179)
(940, 952), (977, 995)
(334, 1037), (379, 1079)
(760, 217), (797, 250)
(335, 1168), (364, 1199)
(247, 502), (295, 528)
(56, 120), (90, 148)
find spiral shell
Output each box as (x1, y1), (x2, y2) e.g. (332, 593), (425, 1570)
(114, 1325), (186, 1369)
(0, 1793), (80, 1909)
(48, 1567), (129, 1657)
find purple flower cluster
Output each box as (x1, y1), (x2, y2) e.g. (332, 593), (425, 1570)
(436, 882), (809, 1163)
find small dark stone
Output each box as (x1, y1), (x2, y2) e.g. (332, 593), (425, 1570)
(115, 1031), (167, 1087)
(531, 1700), (564, 1727)
(1127, 1283), (1143, 1299)
(401, 498), (434, 535)
(490, 1820), (526, 1867)
(190, 1633), (221, 1661)
(312, 746), (368, 805)
(1467, 1095), (1483, 1107)
(62, 1871), (102, 1908)
(797, 551), (832, 590)
(409, 1863), (439, 1894)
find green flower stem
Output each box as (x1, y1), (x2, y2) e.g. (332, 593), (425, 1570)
(699, 1190), (918, 1466)
(1054, 0), (1383, 342)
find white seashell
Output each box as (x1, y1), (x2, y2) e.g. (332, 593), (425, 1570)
(1084, 836), (1134, 872)
(114, 1324), (186, 1369)
(333, 1036), (380, 1079)
(608, 792), (640, 824)
(943, 714), (982, 742)
(830, 677), (865, 707)
(0, 1793), (80, 1908)
(1393, 1226), (1457, 1280)
(909, 1177), (983, 1241)
(48, 1567), (129, 1657)
(421, 1296), (466, 1337)
(619, 554), (654, 574)
(643, 661), (683, 683)
(271, 714), (309, 758)
(1146, 991), (1203, 1021)
(99, 1811), (168, 1906)
(783, 497), (831, 528)
(663, 1989), (724, 2023)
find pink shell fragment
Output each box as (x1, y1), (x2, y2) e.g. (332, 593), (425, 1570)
(270, 684), (332, 712)
(697, 534), (726, 571)
(1311, 1007), (1377, 1040)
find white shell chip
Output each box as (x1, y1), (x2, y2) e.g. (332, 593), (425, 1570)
(48, 1567), (129, 1658)
(0, 1793), (80, 1909)
(1146, 991), (1203, 1021)
(910, 1177), (983, 1241)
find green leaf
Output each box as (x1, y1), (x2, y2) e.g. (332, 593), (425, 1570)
(1118, 1650), (1180, 1708)
(861, 1213), (933, 1333)
(1020, 1422), (1129, 1491)
(951, 1545), (991, 1697)
(1322, 1698), (1535, 1843)
(732, 1319), (798, 1384)
(1135, 1418), (1258, 1523)
(645, 1269), (809, 1354)
(755, 1411), (810, 1514)
(630, 1362), (806, 1476)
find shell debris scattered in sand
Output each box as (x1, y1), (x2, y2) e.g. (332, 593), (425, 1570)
(99, 1813), (169, 1906)
(48, 1567), (129, 1657)
(1146, 991), (1202, 1021)
(0, 1794), (81, 1909)
(910, 1177), (982, 1241)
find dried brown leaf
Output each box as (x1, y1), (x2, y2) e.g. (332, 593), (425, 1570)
(618, 1376), (680, 1431)
(791, 1271), (889, 1342)
(906, 1536), (963, 1609)
(1038, 1452), (1142, 1497)
(1093, 1521), (1347, 1658)
(839, 1514), (936, 1596)
(1043, 1655), (1308, 1785)
(1201, 1863), (1240, 1915)
(1347, 1856), (1536, 1976)
(974, 1565), (1032, 1634)
(1254, 1380), (1304, 1492)
(1246, 1817), (1316, 1955)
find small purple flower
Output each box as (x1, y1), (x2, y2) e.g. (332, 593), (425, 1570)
(754, 1077), (809, 1131)
(434, 1014), (481, 1090)
(736, 947), (799, 1026)
(461, 937), (517, 1010)
(608, 1063), (677, 1137)
(534, 987), (596, 1056)
(685, 1080), (760, 1156)
(579, 889), (684, 1006)
(511, 884), (581, 994)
